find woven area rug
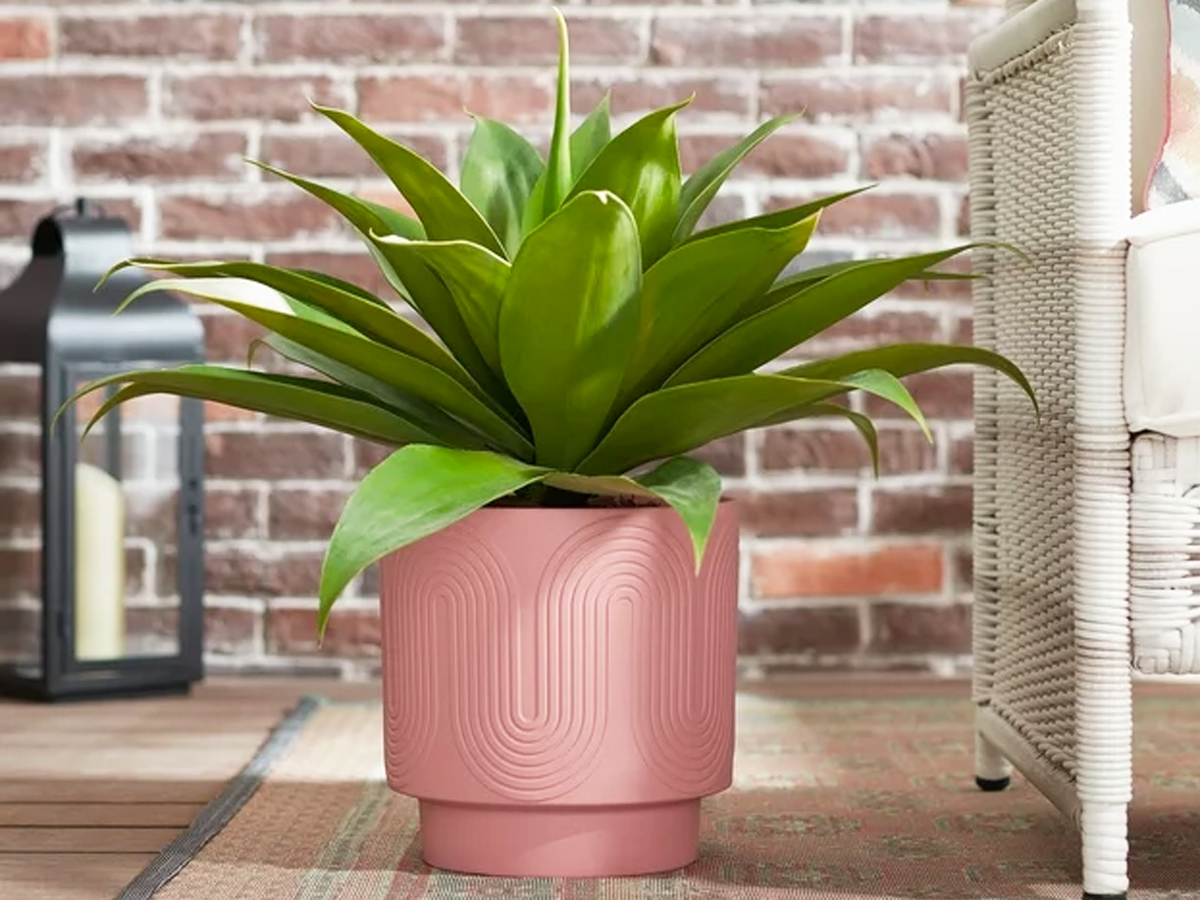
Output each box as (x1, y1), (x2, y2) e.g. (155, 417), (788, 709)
(118, 684), (1200, 900)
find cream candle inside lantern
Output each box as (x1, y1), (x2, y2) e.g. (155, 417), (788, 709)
(74, 463), (126, 660)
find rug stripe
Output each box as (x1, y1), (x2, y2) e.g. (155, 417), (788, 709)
(112, 696), (324, 900)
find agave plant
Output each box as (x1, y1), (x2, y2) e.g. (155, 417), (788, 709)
(76, 12), (1030, 633)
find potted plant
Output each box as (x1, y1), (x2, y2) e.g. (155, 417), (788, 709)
(74, 11), (1031, 880)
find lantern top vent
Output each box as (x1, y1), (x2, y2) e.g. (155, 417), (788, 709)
(0, 200), (204, 366)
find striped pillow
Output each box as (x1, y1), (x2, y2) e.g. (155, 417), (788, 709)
(1148, 0), (1200, 206)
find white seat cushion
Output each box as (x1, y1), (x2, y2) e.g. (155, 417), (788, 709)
(1125, 199), (1200, 435)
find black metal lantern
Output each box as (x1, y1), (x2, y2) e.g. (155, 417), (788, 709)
(0, 201), (205, 701)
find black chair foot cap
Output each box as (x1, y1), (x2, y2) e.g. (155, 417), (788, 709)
(975, 775), (1011, 792)
(1082, 893), (1126, 900)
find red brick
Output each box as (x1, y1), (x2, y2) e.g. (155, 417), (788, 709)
(761, 428), (870, 473)
(691, 435), (745, 478)
(457, 15), (643, 65)
(0, 140), (44, 183)
(870, 602), (971, 653)
(261, 132), (447, 179)
(0, 487), (38, 540)
(0, 548), (39, 598)
(0, 376), (39, 418)
(679, 132), (848, 180)
(0, 75), (148, 126)
(737, 606), (861, 655)
(201, 310), (267, 363)
(734, 489), (857, 538)
(865, 370), (974, 420)
(951, 435), (974, 475)
(72, 132), (247, 183)
(791, 310), (942, 359)
(761, 73), (956, 123)
(957, 193), (971, 237)
(1, 200), (49, 240)
(651, 16), (842, 68)
(259, 14), (444, 63)
(752, 543), (944, 599)
(205, 548), (324, 597)
(0, 432), (40, 477)
(159, 194), (340, 242)
(205, 431), (345, 480)
(953, 546), (973, 591)
(353, 439), (395, 478)
(166, 75), (338, 123)
(263, 252), (398, 301)
(359, 74), (551, 124)
(863, 133), (968, 181)
(205, 605), (261, 655)
(854, 14), (982, 64)
(268, 605), (380, 657)
(770, 193), (941, 240)
(268, 488), (350, 540)
(0, 607), (39, 660)
(61, 15), (241, 59)
(873, 487), (972, 535)
(205, 402), (259, 424)
(206, 487), (261, 540)
(0, 17), (49, 59)
(953, 315), (973, 344)
(574, 75), (750, 118)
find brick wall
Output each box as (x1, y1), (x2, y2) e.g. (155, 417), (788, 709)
(0, 0), (1003, 679)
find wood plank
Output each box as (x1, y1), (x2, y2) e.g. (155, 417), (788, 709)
(0, 803), (203, 828)
(0, 826), (182, 854)
(0, 853), (154, 900)
(0, 780), (226, 805)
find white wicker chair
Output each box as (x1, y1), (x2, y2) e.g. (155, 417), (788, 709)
(967, 1), (1200, 897)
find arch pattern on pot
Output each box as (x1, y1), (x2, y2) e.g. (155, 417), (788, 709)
(380, 512), (736, 802)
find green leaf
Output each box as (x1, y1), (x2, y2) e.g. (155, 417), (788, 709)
(264, 335), (493, 451)
(460, 118), (545, 257)
(578, 372), (897, 475)
(318, 446), (549, 632)
(522, 92), (614, 238)
(545, 456), (722, 571)
(617, 214), (819, 405)
(665, 245), (978, 386)
(364, 241), (507, 404)
(543, 8), (573, 217)
(66, 366), (440, 448)
(499, 191), (642, 470)
(571, 93), (612, 180)
(119, 278), (534, 459)
(571, 100), (690, 267)
(782, 343), (1038, 415)
(314, 103), (505, 256)
(114, 258), (482, 394)
(371, 237), (510, 379)
(838, 369), (930, 441)
(248, 159), (425, 241)
(674, 114), (801, 244)
(742, 259), (978, 320)
(688, 187), (869, 243)
(637, 456), (722, 569)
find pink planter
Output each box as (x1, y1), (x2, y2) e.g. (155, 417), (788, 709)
(378, 501), (739, 877)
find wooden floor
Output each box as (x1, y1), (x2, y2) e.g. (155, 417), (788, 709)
(0, 678), (380, 900)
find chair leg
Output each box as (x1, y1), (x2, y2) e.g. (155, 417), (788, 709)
(1079, 801), (1129, 900)
(974, 727), (1012, 792)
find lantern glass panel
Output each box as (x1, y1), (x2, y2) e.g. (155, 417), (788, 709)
(69, 371), (181, 664)
(0, 364), (43, 677)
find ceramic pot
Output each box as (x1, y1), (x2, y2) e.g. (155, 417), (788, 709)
(378, 501), (739, 877)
